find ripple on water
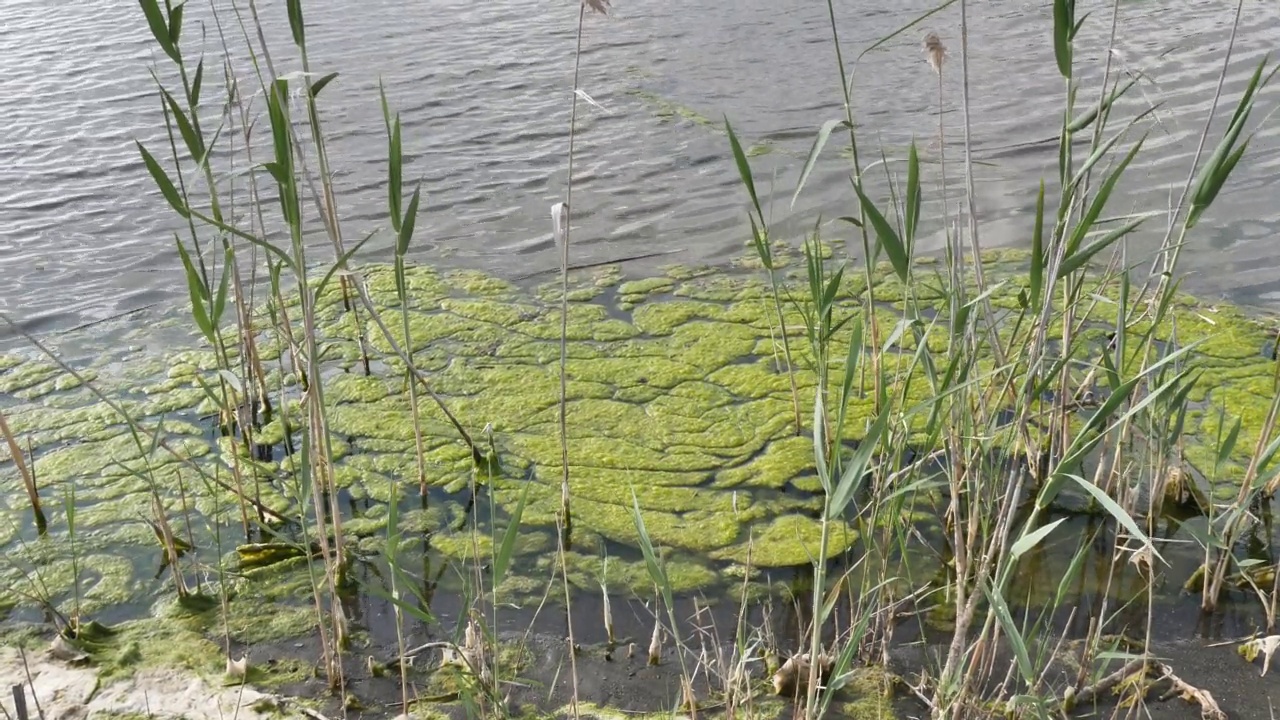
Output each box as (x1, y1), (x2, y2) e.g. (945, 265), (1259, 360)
(2, 0), (1280, 333)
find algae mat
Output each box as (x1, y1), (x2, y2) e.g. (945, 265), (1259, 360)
(0, 249), (1278, 621)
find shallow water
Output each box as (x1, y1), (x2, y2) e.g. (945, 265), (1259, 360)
(3, 0), (1280, 340)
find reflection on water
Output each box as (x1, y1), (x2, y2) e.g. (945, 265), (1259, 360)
(2, 0), (1280, 339)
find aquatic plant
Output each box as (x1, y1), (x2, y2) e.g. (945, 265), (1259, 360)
(3, 0), (1280, 718)
(703, 0), (1279, 717)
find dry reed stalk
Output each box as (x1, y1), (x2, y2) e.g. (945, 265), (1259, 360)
(0, 409), (46, 535)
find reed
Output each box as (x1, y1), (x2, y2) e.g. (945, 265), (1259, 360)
(0, 410), (45, 536)
(0, 0), (1275, 717)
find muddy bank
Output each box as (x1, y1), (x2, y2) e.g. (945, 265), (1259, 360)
(0, 643), (290, 719)
(6, 622), (1275, 720)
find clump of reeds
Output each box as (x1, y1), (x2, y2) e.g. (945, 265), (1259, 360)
(704, 0), (1276, 717)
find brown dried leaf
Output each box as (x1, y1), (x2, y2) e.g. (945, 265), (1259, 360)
(1155, 662), (1226, 720)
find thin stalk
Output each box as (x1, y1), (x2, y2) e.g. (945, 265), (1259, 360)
(554, 3), (600, 718)
(0, 410), (45, 535)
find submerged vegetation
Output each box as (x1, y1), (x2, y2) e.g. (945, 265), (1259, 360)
(3, 0), (1280, 718)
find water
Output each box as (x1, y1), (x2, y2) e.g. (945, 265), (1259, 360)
(2, 0), (1280, 336)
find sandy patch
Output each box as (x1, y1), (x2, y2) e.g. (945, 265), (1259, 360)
(0, 646), (299, 719)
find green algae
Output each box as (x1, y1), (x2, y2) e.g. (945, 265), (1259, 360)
(714, 514), (856, 567)
(626, 88), (715, 127)
(3, 249), (1279, 630)
(0, 360), (61, 394)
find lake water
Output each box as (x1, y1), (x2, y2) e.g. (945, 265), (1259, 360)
(3, 0), (1280, 341)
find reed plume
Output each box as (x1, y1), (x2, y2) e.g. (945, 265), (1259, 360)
(923, 31), (946, 75)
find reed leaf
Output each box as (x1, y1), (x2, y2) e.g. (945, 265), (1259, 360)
(630, 490), (673, 613)
(192, 59), (204, 107)
(175, 240), (214, 341)
(1057, 216), (1144, 279)
(287, 0), (306, 47)
(1009, 518), (1067, 560)
(904, 140), (922, 242)
(1030, 180), (1045, 305)
(493, 480), (531, 589)
(168, 1), (184, 46)
(984, 580), (1035, 685)
(1217, 413), (1243, 468)
(792, 119), (842, 209)
(398, 187), (421, 256)
(828, 399), (887, 520)
(212, 245), (231, 328)
(161, 88), (204, 172)
(137, 0), (178, 64)
(1188, 57), (1274, 228)
(724, 117), (764, 223)
(1064, 137), (1145, 259)
(1069, 474), (1162, 564)
(316, 231), (375, 296)
(136, 142), (188, 217)
(852, 182), (909, 282)
(310, 72), (338, 98)
(1052, 0), (1075, 77)
(1067, 76), (1138, 133)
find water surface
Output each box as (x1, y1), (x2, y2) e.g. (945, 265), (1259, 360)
(2, 0), (1279, 338)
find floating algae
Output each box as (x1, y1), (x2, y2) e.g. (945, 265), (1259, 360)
(0, 250), (1277, 637)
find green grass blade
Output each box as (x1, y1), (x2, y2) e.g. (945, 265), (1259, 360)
(136, 142), (188, 217)
(389, 120), (404, 232)
(168, 1), (184, 46)
(1030, 181), (1045, 305)
(175, 239), (213, 340)
(1057, 217), (1144, 279)
(1068, 473), (1162, 564)
(191, 59), (204, 107)
(905, 140), (921, 243)
(630, 489), (673, 611)
(1067, 76), (1138, 133)
(1188, 57), (1273, 228)
(983, 580), (1034, 684)
(813, 391), (829, 490)
(316, 230), (376, 296)
(398, 186), (421, 256)
(1217, 413), (1243, 468)
(1064, 137), (1145, 257)
(309, 72), (338, 98)
(161, 88), (204, 163)
(493, 480), (531, 589)
(137, 0), (178, 63)
(828, 401), (887, 520)
(212, 246), (231, 327)
(286, 0), (305, 47)
(792, 119), (841, 209)
(1052, 0), (1074, 77)
(852, 182), (909, 282)
(724, 117), (764, 223)
(748, 216), (772, 270)
(1010, 518), (1066, 560)
(1067, 125), (1130, 191)
(834, 317), (864, 438)
(1053, 536), (1094, 607)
